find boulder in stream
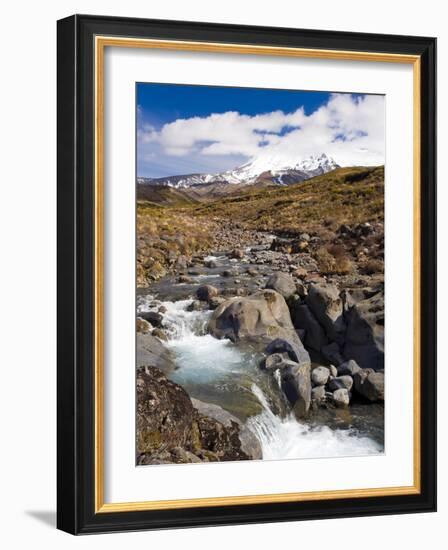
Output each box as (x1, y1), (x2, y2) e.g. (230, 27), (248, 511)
(343, 290), (384, 371)
(137, 367), (252, 464)
(208, 290), (302, 347)
(265, 272), (296, 299)
(353, 369), (384, 402)
(305, 283), (346, 343)
(191, 398), (262, 460)
(279, 362), (312, 418)
(136, 333), (175, 374)
(196, 284), (219, 302)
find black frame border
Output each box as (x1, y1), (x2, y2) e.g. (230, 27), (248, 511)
(57, 14), (436, 535)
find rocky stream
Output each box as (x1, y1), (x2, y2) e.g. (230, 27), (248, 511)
(136, 232), (385, 465)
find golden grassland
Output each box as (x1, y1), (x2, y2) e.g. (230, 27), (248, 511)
(193, 166), (384, 235)
(136, 166), (384, 284)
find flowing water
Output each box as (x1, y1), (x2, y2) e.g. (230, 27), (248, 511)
(137, 285), (384, 461)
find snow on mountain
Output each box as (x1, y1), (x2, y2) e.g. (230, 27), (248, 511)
(139, 153), (339, 189)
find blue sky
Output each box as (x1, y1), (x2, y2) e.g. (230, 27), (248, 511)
(137, 83), (384, 178)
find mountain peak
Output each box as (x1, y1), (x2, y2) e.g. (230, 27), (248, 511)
(139, 153), (339, 189)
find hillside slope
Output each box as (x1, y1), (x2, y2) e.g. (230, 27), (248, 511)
(137, 166), (384, 285)
(194, 166), (384, 234)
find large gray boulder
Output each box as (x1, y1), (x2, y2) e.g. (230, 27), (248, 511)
(191, 398), (262, 460)
(208, 290), (300, 346)
(344, 290), (384, 370)
(137, 366), (194, 456)
(289, 297), (329, 352)
(265, 272), (297, 299)
(353, 369), (384, 402)
(137, 367), (251, 464)
(280, 362), (311, 418)
(305, 283), (346, 343)
(136, 332), (175, 373)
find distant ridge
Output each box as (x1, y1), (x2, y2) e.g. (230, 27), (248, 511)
(137, 153), (340, 189)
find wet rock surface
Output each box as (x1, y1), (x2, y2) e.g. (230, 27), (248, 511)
(208, 290), (300, 346)
(137, 367), (252, 464)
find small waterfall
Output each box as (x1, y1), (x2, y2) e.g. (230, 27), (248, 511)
(161, 299), (211, 340)
(155, 299), (244, 384)
(138, 294), (383, 460)
(248, 384), (382, 460)
(137, 296), (211, 340)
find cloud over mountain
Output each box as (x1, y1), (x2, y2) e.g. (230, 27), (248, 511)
(138, 93), (384, 176)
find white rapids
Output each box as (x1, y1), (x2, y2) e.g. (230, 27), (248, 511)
(247, 385), (382, 460)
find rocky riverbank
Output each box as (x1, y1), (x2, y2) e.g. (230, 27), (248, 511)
(136, 226), (384, 465)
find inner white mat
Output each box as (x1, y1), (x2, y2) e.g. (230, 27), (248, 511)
(103, 45), (414, 504)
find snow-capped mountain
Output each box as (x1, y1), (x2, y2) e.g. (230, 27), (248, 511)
(138, 153), (339, 189)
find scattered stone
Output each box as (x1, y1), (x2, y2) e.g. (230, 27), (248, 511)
(338, 359), (362, 377)
(353, 369), (384, 402)
(293, 266), (308, 279)
(136, 318), (152, 334)
(230, 249), (245, 259)
(139, 310), (163, 327)
(329, 364), (338, 377)
(222, 269), (237, 278)
(311, 385), (326, 404)
(328, 375), (353, 391)
(196, 284), (219, 302)
(265, 272), (297, 299)
(204, 259), (218, 268)
(158, 305), (167, 314)
(332, 388), (351, 407)
(311, 366), (330, 386)
(175, 255), (189, 270)
(280, 362), (311, 418)
(292, 241), (309, 252)
(178, 274), (193, 284)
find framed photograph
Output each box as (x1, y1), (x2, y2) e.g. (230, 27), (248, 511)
(57, 14), (436, 534)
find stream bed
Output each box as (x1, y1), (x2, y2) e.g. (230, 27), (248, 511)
(137, 246), (384, 461)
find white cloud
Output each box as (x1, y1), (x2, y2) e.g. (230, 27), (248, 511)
(138, 94), (385, 172)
